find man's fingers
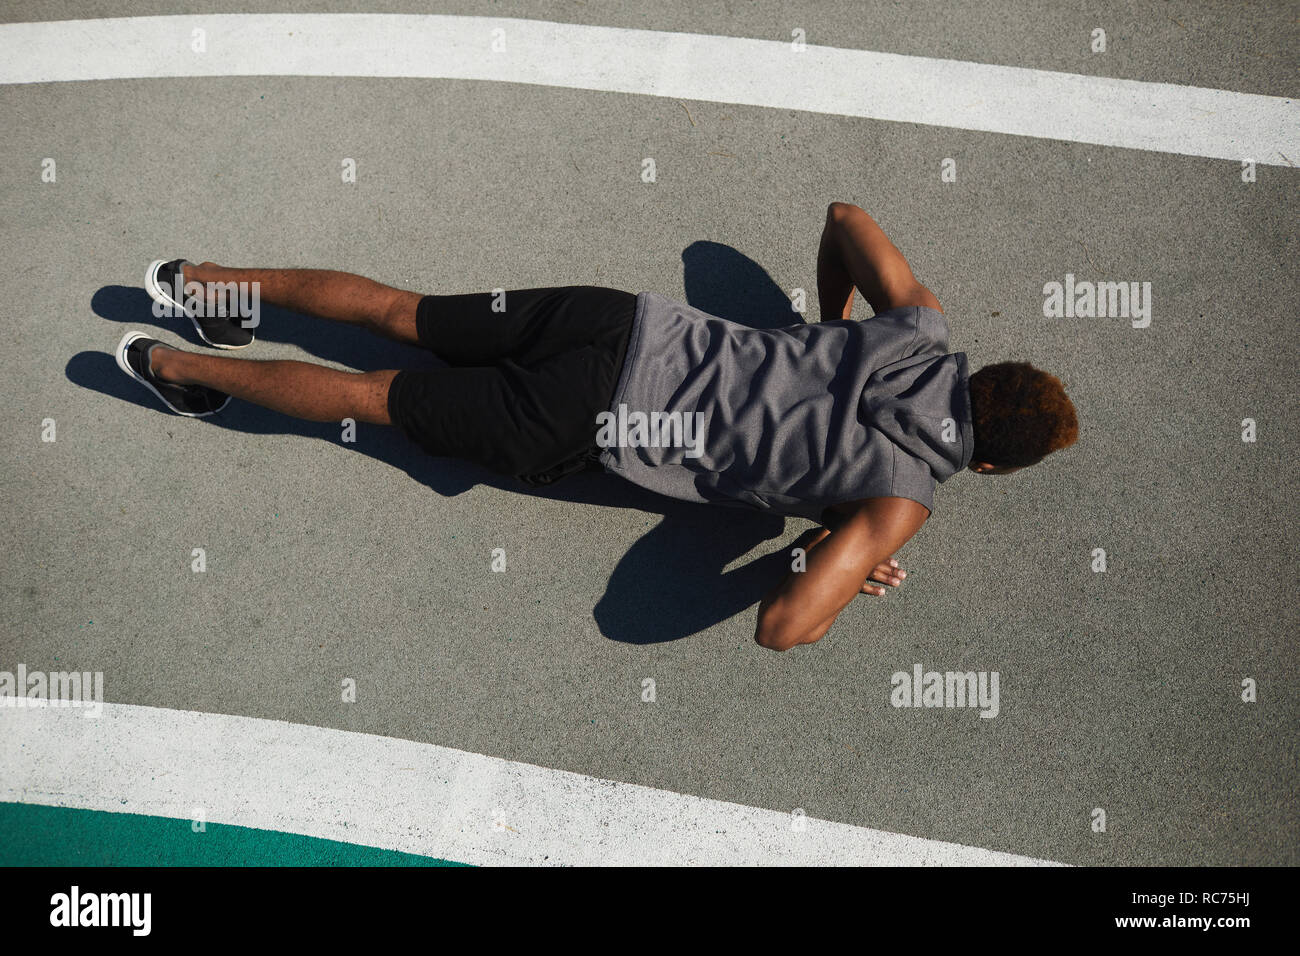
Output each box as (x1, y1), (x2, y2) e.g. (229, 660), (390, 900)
(868, 561), (906, 586)
(861, 558), (907, 594)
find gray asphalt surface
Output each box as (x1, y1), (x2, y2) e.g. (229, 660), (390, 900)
(2, 0), (1297, 865)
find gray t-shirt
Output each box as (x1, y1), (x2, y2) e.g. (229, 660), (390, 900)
(598, 292), (974, 521)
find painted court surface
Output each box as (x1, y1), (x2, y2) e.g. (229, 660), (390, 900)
(1, 2), (1296, 865)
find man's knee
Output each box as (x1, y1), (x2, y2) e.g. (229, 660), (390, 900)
(356, 369), (399, 425)
(377, 290), (422, 342)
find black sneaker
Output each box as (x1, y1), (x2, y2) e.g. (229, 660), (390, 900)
(115, 331), (231, 417)
(145, 258), (255, 350)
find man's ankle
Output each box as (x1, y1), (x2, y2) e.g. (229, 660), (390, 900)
(148, 344), (179, 382)
(184, 261), (220, 285)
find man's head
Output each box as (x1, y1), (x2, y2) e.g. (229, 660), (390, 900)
(967, 361), (1078, 474)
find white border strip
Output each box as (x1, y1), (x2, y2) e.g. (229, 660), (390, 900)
(0, 14), (1295, 166)
(0, 702), (1062, 866)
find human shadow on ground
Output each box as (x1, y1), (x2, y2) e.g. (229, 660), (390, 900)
(75, 241), (810, 644)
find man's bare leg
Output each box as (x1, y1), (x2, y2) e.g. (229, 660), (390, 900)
(149, 346), (396, 424)
(183, 262), (424, 345)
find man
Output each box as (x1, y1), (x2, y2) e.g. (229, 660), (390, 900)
(116, 202), (1078, 651)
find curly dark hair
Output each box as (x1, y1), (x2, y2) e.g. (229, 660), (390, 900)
(968, 362), (1078, 467)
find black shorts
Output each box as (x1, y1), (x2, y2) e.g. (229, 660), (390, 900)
(387, 286), (635, 485)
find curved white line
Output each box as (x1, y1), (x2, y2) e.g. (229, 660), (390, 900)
(0, 14), (1295, 165)
(0, 701), (1064, 866)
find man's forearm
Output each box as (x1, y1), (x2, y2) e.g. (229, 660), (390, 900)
(755, 498), (928, 652)
(817, 202), (941, 316)
(801, 611), (838, 645)
(756, 528), (833, 650)
(817, 205), (857, 321)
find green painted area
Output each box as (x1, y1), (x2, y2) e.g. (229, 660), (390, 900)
(0, 802), (468, 867)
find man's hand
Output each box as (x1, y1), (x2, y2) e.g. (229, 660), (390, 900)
(861, 558), (906, 596)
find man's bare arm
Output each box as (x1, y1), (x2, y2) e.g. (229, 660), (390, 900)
(816, 202), (943, 320)
(754, 497), (929, 651)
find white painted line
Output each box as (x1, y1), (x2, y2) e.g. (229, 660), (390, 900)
(0, 701), (1063, 866)
(0, 14), (1294, 166)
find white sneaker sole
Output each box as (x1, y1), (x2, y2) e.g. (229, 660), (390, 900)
(145, 259), (253, 351)
(114, 330), (230, 418)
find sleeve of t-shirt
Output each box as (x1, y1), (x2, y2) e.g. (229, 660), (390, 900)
(866, 305), (951, 359)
